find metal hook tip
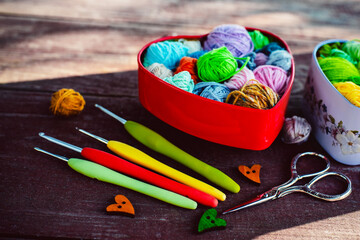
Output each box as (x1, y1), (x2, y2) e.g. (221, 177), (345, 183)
(39, 132), (45, 136)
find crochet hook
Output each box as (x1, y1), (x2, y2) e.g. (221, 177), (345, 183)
(38, 132), (217, 207)
(76, 127), (224, 202)
(34, 147), (197, 209)
(95, 104), (240, 193)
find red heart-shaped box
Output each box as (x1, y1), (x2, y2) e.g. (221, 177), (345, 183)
(137, 27), (295, 150)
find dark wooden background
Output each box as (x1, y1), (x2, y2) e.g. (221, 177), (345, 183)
(0, 0), (359, 239)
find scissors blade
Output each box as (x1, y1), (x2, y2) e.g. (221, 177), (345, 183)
(222, 192), (274, 215)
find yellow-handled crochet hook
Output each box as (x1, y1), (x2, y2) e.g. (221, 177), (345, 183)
(76, 128), (226, 201)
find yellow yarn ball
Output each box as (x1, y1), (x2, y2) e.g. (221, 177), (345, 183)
(333, 81), (360, 108)
(50, 88), (86, 116)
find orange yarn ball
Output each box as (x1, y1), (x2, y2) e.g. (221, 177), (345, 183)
(174, 57), (199, 83)
(50, 88), (85, 116)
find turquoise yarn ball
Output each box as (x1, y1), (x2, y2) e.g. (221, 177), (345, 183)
(266, 50), (292, 71)
(163, 71), (194, 92)
(143, 41), (189, 70)
(193, 82), (231, 102)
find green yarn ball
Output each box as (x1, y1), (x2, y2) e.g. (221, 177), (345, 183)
(249, 30), (270, 50)
(318, 42), (342, 58)
(319, 57), (360, 83)
(342, 39), (360, 64)
(347, 76), (360, 86)
(197, 47), (239, 83)
(329, 49), (356, 65)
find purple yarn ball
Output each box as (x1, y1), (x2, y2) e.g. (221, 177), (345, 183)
(254, 52), (269, 67)
(204, 25), (254, 57)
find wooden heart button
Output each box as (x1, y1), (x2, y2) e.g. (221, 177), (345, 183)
(198, 208), (226, 233)
(106, 195), (135, 217)
(238, 164), (261, 184)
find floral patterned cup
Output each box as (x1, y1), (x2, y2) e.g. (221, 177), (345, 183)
(304, 39), (360, 165)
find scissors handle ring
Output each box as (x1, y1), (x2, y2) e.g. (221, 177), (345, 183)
(305, 171), (352, 201)
(291, 152), (330, 179)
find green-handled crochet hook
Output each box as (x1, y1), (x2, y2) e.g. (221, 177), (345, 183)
(95, 104), (240, 193)
(34, 147), (197, 209)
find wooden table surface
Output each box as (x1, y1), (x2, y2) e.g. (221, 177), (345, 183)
(0, 1), (359, 239)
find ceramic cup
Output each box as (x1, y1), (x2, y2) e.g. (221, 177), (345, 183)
(304, 39), (360, 165)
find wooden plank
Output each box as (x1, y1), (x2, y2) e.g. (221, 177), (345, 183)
(0, 84), (359, 239)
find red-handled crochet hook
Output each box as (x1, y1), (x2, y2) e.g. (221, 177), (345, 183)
(38, 132), (218, 207)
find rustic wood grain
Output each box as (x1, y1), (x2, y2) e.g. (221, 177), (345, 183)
(0, 0), (359, 239)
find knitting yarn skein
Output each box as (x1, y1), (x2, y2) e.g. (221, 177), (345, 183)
(226, 80), (279, 109)
(342, 40), (360, 64)
(143, 41), (188, 70)
(249, 30), (270, 50)
(253, 65), (289, 95)
(266, 50), (292, 72)
(198, 47), (249, 82)
(193, 82), (231, 102)
(204, 24), (254, 57)
(174, 57), (199, 83)
(146, 63), (173, 79)
(258, 42), (284, 55)
(224, 67), (255, 90)
(50, 88), (85, 117)
(333, 81), (360, 107)
(254, 52), (269, 67)
(179, 39), (202, 54)
(318, 57), (360, 83)
(163, 71), (194, 92)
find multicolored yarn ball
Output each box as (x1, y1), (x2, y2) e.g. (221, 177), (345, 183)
(146, 63), (173, 79)
(238, 52), (256, 70)
(143, 41), (188, 70)
(174, 57), (199, 83)
(163, 71), (194, 92)
(224, 67), (255, 90)
(281, 116), (311, 144)
(254, 52), (269, 66)
(50, 88), (85, 117)
(204, 24), (254, 57)
(258, 42), (284, 55)
(197, 47), (249, 82)
(318, 57), (360, 83)
(266, 50), (292, 71)
(249, 30), (270, 50)
(253, 65), (289, 95)
(226, 79), (279, 109)
(333, 81), (360, 107)
(193, 82), (231, 102)
(342, 40), (360, 64)
(179, 39), (202, 54)
(189, 50), (208, 59)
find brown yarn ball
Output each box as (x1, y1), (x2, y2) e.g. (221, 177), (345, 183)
(225, 79), (279, 109)
(50, 88), (85, 116)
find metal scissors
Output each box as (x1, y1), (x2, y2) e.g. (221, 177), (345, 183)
(222, 152), (352, 215)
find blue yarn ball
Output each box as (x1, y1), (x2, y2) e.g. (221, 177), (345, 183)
(266, 50), (292, 71)
(163, 71), (194, 92)
(193, 82), (231, 102)
(188, 50), (208, 59)
(258, 42), (284, 55)
(143, 41), (189, 70)
(238, 52), (256, 70)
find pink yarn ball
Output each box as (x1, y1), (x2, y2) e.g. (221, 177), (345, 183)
(254, 52), (269, 67)
(224, 67), (255, 90)
(253, 65), (289, 95)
